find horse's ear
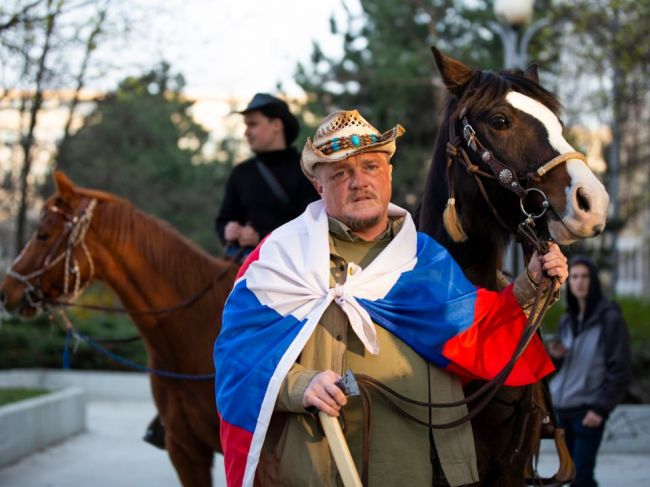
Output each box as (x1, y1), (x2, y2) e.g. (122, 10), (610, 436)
(431, 46), (474, 97)
(53, 171), (76, 202)
(523, 63), (539, 84)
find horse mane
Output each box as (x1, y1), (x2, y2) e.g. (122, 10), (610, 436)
(75, 188), (225, 295)
(419, 68), (562, 286)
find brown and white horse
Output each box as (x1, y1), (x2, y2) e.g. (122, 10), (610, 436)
(418, 48), (609, 485)
(0, 172), (238, 487)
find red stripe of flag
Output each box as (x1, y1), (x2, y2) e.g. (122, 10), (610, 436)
(442, 285), (554, 386)
(219, 415), (254, 487)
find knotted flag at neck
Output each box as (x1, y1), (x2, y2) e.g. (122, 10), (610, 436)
(214, 200), (553, 487)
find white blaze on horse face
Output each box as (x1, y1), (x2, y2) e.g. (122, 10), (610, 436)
(505, 91), (609, 243)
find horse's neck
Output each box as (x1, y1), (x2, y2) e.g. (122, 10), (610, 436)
(89, 207), (226, 328)
(420, 127), (510, 290)
(446, 237), (504, 290)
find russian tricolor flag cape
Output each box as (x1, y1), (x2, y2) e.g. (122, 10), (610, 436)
(214, 201), (553, 487)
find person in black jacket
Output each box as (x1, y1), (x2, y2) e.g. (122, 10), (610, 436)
(144, 94), (318, 450)
(548, 255), (633, 487)
(215, 93), (318, 259)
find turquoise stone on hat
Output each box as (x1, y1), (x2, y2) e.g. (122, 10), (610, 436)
(370, 134), (378, 143)
(351, 134), (361, 146)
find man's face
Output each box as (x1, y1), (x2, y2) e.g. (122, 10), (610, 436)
(244, 111), (283, 152)
(312, 152), (393, 240)
(568, 263), (590, 300)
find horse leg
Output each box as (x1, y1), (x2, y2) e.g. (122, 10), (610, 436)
(469, 384), (536, 486)
(166, 436), (214, 487)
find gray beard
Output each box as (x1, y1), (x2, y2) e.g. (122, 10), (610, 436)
(341, 214), (382, 233)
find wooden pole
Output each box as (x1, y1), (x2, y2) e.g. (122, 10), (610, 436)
(319, 411), (362, 487)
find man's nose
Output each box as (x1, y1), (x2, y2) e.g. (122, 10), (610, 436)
(349, 169), (370, 188)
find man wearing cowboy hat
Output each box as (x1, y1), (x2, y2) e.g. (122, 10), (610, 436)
(214, 110), (568, 486)
(215, 93), (318, 260)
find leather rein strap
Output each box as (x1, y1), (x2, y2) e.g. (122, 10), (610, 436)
(351, 107), (582, 484)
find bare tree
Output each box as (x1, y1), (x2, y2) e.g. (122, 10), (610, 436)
(14, 0), (64, 252)
(56, 2), (109, 166)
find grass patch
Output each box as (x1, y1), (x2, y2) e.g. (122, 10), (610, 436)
(0, 388), (50, 406)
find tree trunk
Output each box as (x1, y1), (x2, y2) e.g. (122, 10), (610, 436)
(14, 0), (61, 253)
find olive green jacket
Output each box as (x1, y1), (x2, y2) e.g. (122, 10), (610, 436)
(254, 218), (543, 487)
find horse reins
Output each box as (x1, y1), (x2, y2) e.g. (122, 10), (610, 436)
(6, 197), (240, 353)
(7, 197), (239, 317)
(350, 106), (577, 484)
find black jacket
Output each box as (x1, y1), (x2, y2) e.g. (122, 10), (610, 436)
(215, 147), (319, 244)
(550, 298), (633, 417)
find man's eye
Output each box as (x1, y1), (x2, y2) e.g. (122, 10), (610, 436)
(332, 171), (346, 180)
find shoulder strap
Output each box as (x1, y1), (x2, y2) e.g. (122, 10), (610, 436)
(255, 159), (291, 206)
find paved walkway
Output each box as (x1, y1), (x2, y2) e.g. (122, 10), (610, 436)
(1, 400), (648, 486)
(0, 400), (226, 487)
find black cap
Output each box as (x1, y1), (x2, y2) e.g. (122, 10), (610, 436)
(239, 93), (300, 145)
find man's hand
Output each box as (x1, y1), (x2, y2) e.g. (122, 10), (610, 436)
(303, 370), (348, 417)
(582, 409), (604, 428)
(224, 221), (242, 242)
(526, 242), (568, 292)
(238, 224), (260, 247)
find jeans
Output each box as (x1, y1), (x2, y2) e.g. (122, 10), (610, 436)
(559, 414), (605, 487)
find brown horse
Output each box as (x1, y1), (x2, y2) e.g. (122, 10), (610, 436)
(0, 172), (238, 487)
(417, 48), (609, 485)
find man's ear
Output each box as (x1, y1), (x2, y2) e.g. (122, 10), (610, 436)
(431, 46), (475, 98)
(311, 177), (323, 195)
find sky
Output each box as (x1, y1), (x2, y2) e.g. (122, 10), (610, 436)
(93, 0), (358, 99)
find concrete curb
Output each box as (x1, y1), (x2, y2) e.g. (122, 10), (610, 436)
(0, 369), (152, 401)
(0, 387), (86, 467)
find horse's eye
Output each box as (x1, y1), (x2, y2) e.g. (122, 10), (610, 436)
(36, 232), (49, 241)
(488, 114), (511, 130)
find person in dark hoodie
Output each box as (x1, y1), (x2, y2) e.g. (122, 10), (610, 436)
(215, 93), (318, 260)
(548, 255), (633, 487)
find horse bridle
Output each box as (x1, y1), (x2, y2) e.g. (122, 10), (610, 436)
(6, 198), (98, 312)
(448, 106), (588, 238)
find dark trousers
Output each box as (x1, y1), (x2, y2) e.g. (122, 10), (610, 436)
(559, 414), (605, 487)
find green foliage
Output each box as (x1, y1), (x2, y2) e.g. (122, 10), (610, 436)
(0, 285), (147, 371)
(0, 388), (50, 406)
(292, 0), (562, 210)
(542, 294), (650, 343)
(47, 62), (230, 253)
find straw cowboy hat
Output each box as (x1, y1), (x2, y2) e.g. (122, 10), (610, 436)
(301, 110), (405, 178)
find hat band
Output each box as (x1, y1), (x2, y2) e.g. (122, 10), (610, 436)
(315, 132), (389, 156)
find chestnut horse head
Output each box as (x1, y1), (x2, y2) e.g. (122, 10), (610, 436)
(419, 48), (609, 289)
(1, 171), (238, 486)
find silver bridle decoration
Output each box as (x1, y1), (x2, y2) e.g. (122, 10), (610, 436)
(5, 199), (98, 310)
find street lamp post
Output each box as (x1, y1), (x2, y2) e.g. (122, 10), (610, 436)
(490, 0), (550, 276)
(490, 0), (550, 69)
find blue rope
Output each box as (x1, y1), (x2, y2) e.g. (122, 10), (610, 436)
(71, 331), (214, 381)
(62, 329), (72, 369)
